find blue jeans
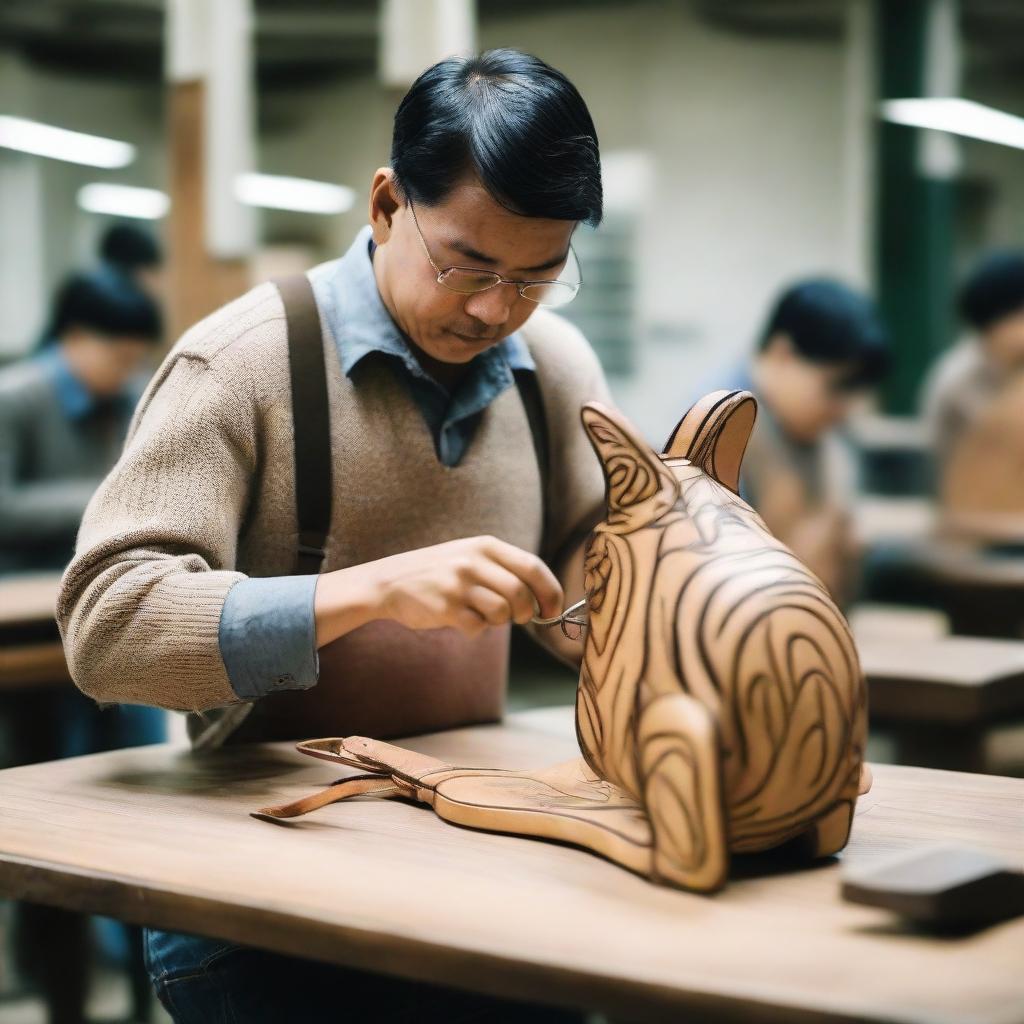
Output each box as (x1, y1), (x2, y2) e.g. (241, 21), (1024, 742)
(144, 929), (586, 1023)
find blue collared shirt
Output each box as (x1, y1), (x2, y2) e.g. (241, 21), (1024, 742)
(219, 226), (537, 701)
(36, 345), (139, 423)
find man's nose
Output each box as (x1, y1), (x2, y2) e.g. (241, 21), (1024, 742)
(463, 283), (517, 327)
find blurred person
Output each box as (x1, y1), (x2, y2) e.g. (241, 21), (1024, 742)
(0, 270), (162, 573)
(59, 50), (608, 1023)
(0, 269), (164, 1024)
(922, 250), (1024, 512)
(99, 221), (165, 298)
(709, 279), (889, 601)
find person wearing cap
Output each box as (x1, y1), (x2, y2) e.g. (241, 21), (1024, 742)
(98, 221), (165, 299)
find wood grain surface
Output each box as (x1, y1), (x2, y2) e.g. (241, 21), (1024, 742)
(0, 706), (1022, 1024)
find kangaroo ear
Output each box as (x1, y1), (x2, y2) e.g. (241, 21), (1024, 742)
(581, 402), (679, 533)
(663, 390), (757, 495)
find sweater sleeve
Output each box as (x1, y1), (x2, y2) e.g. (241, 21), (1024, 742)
(56, 350), (258, 712)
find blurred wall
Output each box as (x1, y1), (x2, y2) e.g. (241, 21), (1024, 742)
(252, 1), (868, 438)
(0, 51), (163, 356)
(3, 0), (1023, 440)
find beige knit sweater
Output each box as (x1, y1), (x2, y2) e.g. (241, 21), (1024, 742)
(57, 276), (610, 744)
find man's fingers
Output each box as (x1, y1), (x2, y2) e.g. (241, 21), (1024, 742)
(464, 585), (513, 627)
(480, 538), (563, 619)
(453, 606), (489, 636)
(466, 562), (536, 624)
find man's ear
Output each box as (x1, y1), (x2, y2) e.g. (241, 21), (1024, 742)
(581, 402), (679, 533)
(663, 390), (757, 495)
(368, 168), (401, 245)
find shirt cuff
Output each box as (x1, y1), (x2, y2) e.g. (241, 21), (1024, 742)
(218, 575), (320, 700)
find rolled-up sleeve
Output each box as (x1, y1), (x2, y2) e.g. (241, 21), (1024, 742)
(218, 575), (320, 700)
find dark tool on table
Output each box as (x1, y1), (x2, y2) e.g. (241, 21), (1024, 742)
(842, 844), (1024, 931)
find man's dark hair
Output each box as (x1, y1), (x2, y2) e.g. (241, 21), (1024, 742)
(759, 278), (889, 389)
(959, 250), (1024, 331)
(45, 270), (162, 345)
(99, 223), (163, 273)
(391, 48), (602, 226)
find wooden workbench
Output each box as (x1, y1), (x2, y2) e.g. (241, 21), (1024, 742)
(0, 706), (1021, 1023)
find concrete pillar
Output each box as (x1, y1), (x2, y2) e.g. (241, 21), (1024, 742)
(379, 0), (476, 88)
(164, 0), (256, 340)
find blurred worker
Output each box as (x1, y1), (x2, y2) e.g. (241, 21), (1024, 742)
(60, 49), (607, 1022)
(713, 279), (889, 601)
(99, 221), (165, 299)
(922, 250), (1024, 489)
(1, 268), (164, 1024)
(0, 270), (162, 573)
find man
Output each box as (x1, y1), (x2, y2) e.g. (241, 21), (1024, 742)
(59, 50), (609, 1021)
(99, 221), (165, 299)
(0, 269), (161, 572)
(709, 279), (888, 601)
(922, 250), (1024, 492)
(0, 268), (162, 1024)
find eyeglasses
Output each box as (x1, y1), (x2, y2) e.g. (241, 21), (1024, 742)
(407, 199), (582, 309)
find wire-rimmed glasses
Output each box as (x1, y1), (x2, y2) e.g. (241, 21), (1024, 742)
(407, 199), (581, 309)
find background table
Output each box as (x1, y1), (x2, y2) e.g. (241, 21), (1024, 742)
(0, 706), (1022, 1023)
(859, 634), (1024, 773)
(0, 572), (69, 692)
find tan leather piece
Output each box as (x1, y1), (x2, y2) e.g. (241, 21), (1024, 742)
(255, 738), (658, 879)
(256, 392), (866, 894)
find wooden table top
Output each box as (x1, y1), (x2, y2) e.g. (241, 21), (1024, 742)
(0, 571), (62, 629)
(859, 635), (1024, 723)
(0, 572), (68, 689)
(853, 497), (936, 546)
(1, 706), (1022, 1024)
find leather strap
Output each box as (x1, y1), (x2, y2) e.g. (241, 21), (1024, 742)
(275, 275), (332, 576)
(513, 368), (551, 561)
(252, 773), (402, 822)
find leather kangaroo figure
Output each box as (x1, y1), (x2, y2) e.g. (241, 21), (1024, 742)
(255, 390), (867, 893)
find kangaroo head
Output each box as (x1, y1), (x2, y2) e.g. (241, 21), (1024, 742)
(580, 390), (758, 540)
(578, 391), (757, 650)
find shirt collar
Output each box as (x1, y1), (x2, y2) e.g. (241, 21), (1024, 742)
(316, 226), (535, 388)
(37, 346), (98, 421)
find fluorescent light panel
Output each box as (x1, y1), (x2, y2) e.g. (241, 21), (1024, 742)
(235, 172), (356, 214)
(78, 183), (170, 220)
(0, 115), (135, 168)
(881, 98), (1024, 151)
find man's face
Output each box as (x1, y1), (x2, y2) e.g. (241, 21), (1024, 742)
(983, 308), (1024, 371)
(62, 330), (153, 398)
(761, 334), (866, 443)
(370, 173), (575, 365)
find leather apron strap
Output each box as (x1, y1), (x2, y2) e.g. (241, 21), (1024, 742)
(275, 274), (332, 576)
(513, 366), (551, 562)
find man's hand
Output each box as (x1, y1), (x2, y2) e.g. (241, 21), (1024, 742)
(314, 536), (563, 648)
